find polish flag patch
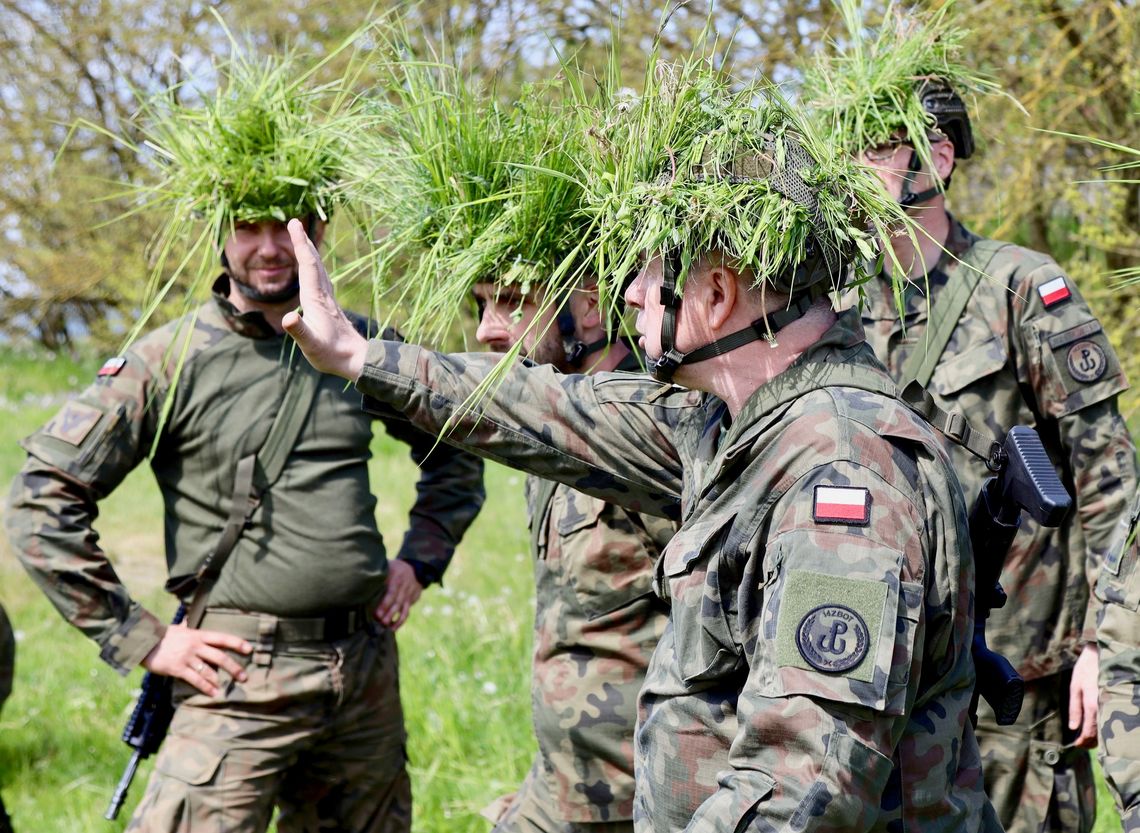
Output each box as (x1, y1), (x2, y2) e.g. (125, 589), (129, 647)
(97, 356), (127, 377)
(813, 485), (871, 525)
(1038, 277), (1071, 308)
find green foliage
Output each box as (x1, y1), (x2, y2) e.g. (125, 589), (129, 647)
(342, 26), (592, 344)
(577, 42), (912, 309)
(801, 1), (1005, 177)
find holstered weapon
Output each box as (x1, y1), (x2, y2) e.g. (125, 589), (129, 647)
(969, 425), (1071, 725)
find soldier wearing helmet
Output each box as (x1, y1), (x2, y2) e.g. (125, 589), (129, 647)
(284, 52), (1002, 832)
(804, 6), (1137, 832)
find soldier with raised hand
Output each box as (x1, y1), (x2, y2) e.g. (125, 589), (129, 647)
(803, 6), (1137, 831)
(284, 51), (1001, 832)
(346, 60), (676, 833)
(4, 40), (484, 833)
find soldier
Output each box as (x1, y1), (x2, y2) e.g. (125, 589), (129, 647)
(0, 602), (13, 833)
(1097, 492), (1140, 830)
(346, 59), (676, 831)
(473, 278), (675, 833)
(803, 8), (1137, 831)
(4, 47), (484, 832)
(284, 57), (1002, 832)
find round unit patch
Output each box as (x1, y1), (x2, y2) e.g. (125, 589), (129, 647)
(1067, 341), (1107, 383)
(796, 604), (870, 674)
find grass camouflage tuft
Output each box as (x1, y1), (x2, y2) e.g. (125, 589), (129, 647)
(342, 23), (593, 346)
(577, 37), (915, 316)
(801, 0), (1006, 182)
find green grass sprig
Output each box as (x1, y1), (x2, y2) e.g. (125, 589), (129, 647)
(801, 0), (1008, 179)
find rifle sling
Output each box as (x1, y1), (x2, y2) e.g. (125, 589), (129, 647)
(184, 358), (321, 629)
(900, 239), (1007, 389)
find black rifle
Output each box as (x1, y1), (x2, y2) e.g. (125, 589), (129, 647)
(104, 604), (185, 821)
(970, 425), (1071, 726)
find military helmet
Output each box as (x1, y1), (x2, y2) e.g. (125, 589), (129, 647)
(918, 80), (974, 159)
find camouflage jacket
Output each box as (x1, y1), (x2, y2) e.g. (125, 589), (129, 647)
(358, 308), (998, 833)
(0, 602), (12, 710)
(6, 277), (484, 675)
(525, 377), (674, 821)
(1096, 489), (1140, 830)
(848, 217), (1136, 679)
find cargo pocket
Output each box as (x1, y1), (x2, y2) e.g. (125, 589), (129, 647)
(154, 736), (225, 786)
(659, 514), (742, 683)
(684, 768), (775, 833)
(1097, 501), (1140, 611)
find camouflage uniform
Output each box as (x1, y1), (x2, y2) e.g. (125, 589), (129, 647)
(848, 217), (1137, 833)
(0, 602), (12, 833)
(1096, 490), (1140, 831)
(358, 307), (1000, 832)
(5, 277), (484, 832)
(488, 352), (675, 833)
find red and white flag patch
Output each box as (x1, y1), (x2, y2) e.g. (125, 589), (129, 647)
(97, 356), (127, 377)
(1038, 277), (1071, 308)
(813, 485), (871, 525)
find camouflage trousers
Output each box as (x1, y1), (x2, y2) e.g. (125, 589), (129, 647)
(127, 615), (410, 833)
(975, 670), (1096, 833)
(484, 761), (634, 833)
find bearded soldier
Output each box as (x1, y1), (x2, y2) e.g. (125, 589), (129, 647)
(4, 45), (483, 831)
(284, 55), (1002, 832)
(803, 8), (1137, 831)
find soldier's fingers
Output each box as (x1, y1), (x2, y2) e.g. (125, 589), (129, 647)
(198, 645), (248, 684)
(288, 218), (333, 297)
(198, 629), (253, 655)
(184, 662), (219, 697)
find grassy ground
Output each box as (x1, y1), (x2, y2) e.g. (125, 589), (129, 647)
(0, 348), (1127, 832)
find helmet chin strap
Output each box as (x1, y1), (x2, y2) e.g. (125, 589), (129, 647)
(898, 148), (943, 209)
(649, 250), (815, 383)
(556, 309), (611, 369)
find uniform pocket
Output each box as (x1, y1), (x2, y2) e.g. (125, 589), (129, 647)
(930, 335), (1007, 397)
(659, 514), (742, 683)
(154, 736), (226, 786)
(551, 491), (662, 621)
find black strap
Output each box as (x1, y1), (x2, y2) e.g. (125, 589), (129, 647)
(650, 249), (816, 382)
(183, 355), (322, 629)
(899, 148), (942, 209)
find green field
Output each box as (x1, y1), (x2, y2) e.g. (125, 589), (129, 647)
(0, 349), (1126, 831)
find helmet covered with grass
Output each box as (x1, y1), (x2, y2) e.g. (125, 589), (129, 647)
(579, 52), (911, 379)
(801, 2), (1007, 198)
(342, 31), (597, 354)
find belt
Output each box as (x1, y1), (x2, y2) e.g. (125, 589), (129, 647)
(199, 606), (374, 644)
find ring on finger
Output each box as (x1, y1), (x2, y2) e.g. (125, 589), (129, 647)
(193, 662), (207, 673)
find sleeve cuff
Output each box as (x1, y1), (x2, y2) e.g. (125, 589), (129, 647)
(98, 604), (166, 676)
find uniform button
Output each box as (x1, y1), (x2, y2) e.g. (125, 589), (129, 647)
(1043, 748), (1061, 766)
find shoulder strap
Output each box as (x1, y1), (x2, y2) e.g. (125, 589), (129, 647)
(184, 353), (322, 628)
(901, 240), (1008, 388)
(758, 363), (1000, 468)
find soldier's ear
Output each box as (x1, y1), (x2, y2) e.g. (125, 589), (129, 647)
(931, 139), (956, 184)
